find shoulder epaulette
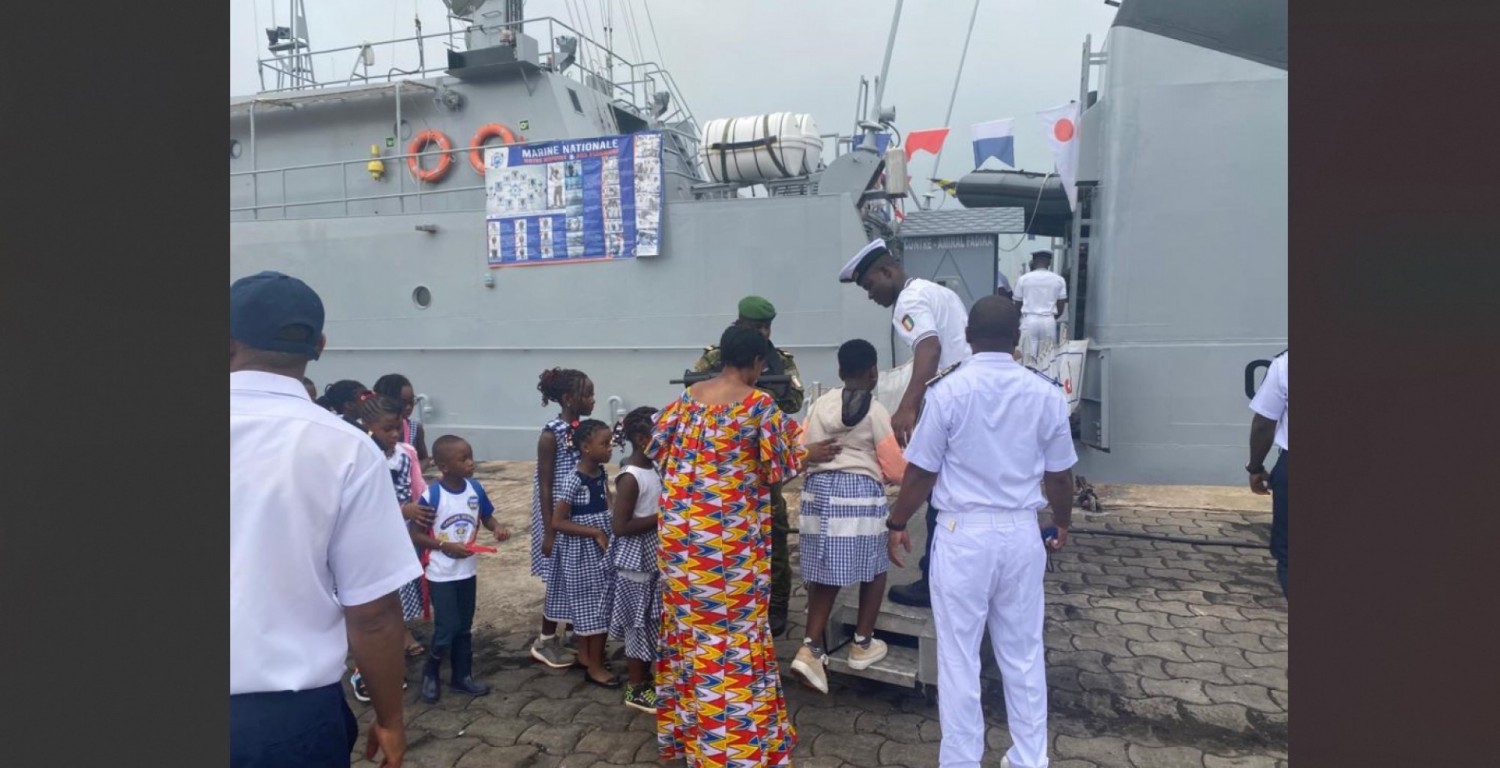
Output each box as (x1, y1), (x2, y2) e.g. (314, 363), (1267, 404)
(1026, 365), (1063, 387)
(926, 362), (962, 386)
(702, 345), (717, 354)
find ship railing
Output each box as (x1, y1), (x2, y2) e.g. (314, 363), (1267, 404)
(254, 16), (696, 143)
(230, 144), (487, 220)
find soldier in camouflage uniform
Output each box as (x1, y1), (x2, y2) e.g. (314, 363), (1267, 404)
(690, 296), (803, 637)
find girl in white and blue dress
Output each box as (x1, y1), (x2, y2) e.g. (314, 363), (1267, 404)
(600, 406), (663, 713)
(544, 419), (621, 688)
(789, 339), (908, 695)
(529, 368), (595, 669)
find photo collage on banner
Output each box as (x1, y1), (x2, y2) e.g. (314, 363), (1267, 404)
(485, 132), (664, 266)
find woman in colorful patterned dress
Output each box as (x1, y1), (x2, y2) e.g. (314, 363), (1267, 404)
(649, 325), (842, 768)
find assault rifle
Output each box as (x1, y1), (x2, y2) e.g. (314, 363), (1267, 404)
(669, 370), (793, 388)
(670, 370), (796, 404)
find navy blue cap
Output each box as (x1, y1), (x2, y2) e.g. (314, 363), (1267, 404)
(229, 271), (324, 359)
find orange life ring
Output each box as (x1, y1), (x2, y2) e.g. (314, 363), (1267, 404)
(468, 123), (522, 174)
(407, 129), (455, 183)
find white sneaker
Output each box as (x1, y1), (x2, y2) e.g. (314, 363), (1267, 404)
(790, 645), (829, 694)
(847, 637), (889, 671)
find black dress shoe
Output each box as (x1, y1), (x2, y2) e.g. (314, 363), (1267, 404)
(888, 580), (931, 608)
(420, 667), (442, 704)
(450, 676), (492, 697)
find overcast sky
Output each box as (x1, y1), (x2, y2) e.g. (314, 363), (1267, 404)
(230, 0), (1119, 186)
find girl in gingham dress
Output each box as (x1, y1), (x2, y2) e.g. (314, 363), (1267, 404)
(529, 368), (595, 669)
(599, 406), (664, 712)
(789, 339), (908, 695)
(544, 419), (621, 688)
(346, 392), (433, 700)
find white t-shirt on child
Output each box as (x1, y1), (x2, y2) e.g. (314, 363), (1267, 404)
(621, 465), (663, 519)
(419, 478), (495, 583)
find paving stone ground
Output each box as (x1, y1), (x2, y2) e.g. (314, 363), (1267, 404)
(347, 463), (1287, 767)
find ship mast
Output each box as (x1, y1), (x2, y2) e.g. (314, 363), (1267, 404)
(858, 0), (903, 151)
(263, 0), (316, 90)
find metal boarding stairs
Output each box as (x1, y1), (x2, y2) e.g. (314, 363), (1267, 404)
(814, 500), (1010, 695)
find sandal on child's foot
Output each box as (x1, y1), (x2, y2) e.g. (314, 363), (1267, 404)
(587, 671), (623, 689)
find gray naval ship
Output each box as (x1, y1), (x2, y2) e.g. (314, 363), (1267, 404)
(231, 0), (894, 462)
(231, 0), (1285, 688)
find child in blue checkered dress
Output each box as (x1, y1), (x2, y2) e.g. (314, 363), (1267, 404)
(529, 368), (595, 670)
(789, 339), (909, 695)
(543, 419), (621, 688)
(599, 406), (663, 712)
(345, 392), (435, 701)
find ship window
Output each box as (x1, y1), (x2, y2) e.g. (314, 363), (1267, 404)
(568, 88), (583, 114)
(412, 285), (432, 310)
(230, 139), (242, 159)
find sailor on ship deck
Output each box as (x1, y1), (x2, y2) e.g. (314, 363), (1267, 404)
(1013, 250), (1068, 367)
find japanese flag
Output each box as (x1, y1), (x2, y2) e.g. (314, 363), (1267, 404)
(1038, 102), (1081, 211)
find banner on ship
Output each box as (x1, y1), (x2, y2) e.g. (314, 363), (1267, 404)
(485, 131), (664, 267)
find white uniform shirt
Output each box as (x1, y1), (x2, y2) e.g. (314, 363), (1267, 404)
(1013, 269), (1068, 317)
(230, 371), (423, 695)
(904, 353), (1078, 513)
(419, 478), (496, 583)
(893, 278), (973, 369)
(1249, 352), (1289, 451)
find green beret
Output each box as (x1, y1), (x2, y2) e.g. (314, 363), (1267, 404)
(737, 295), (776, 322)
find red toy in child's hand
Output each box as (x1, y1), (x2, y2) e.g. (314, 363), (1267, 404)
(464, 543), (498, 554)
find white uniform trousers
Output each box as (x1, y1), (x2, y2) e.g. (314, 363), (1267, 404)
(930, 510), (1049, 768)
(1019, 314), (1057, 367)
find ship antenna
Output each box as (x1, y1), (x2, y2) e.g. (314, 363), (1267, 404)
(605, 0), (615, 84)
(920, 0), (982, 211)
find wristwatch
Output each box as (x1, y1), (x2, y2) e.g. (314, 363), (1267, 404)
(1246, 463), (1266, 475)
(885, 518), (907, 532)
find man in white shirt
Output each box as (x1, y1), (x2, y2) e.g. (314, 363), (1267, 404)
(841, 237), (972, 608)
(886, 295), (1077, 768)
(231, 271), (422, 768)
(1012, 251), (1069, 366)
(1248, 349), (1289, 598)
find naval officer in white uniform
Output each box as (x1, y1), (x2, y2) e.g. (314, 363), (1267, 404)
(1248, 349), (1289, 598)
(886, 295), (1077, 768)
(1012, 250), (1068, 366)
(842, 236), (973, 608)
(231, 271), (422, 768)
